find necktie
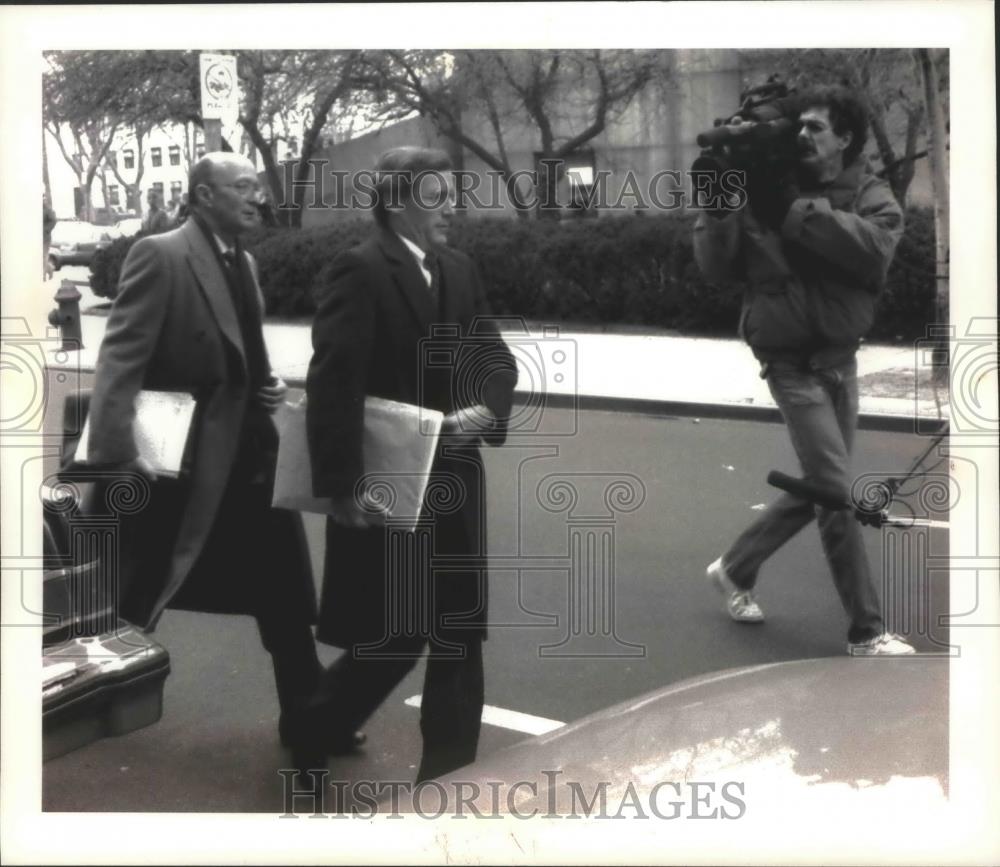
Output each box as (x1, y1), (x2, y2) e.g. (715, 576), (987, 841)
(423, 251), (440, 309)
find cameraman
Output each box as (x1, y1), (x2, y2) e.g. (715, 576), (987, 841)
(692, 85), (914, 656)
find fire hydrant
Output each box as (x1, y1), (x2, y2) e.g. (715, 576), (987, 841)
(48, 280), (83, 351)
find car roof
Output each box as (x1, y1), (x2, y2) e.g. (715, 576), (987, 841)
(394, 657), (948, 815)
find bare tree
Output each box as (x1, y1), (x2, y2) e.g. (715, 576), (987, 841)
(237, 49), (363, 227)
(365, 49), (665, 219)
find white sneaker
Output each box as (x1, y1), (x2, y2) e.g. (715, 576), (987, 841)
(847, 632), (916, 656)
(706, 557), (764, 623)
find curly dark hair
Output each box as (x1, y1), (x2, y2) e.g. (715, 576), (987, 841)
(800, 85), (869, 166)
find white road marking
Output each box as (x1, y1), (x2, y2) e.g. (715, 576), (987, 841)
(882, 518), (950, 529)
(404, 695), (565, 736)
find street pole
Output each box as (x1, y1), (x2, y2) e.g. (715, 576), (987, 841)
(204, 119), (222, 153)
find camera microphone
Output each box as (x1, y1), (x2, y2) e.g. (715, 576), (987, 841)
(766, 470), (851, 511)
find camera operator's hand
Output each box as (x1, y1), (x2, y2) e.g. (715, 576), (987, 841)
(749, 174), (801, 231)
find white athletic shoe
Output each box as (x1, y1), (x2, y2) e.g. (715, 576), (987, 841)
(706, 557), (764, 623)
(847, 632), (916, 656)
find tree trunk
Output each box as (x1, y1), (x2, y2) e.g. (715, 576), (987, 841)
(289, 160), (309, 229)
(504, 173), (532, 220)
(914, 49), (949, 383)
(535, 155), (562, 221)
(42, 130), (52, 204)
(243, 121), (291, 227)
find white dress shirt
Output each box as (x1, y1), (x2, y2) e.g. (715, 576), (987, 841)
(396, 233), (433, 287)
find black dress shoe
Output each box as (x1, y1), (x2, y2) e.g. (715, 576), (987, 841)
(280, 711), (367, 755)
(327, 729), (367, 756)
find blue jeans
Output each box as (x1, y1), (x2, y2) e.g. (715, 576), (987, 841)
(723, 356), (883, 643)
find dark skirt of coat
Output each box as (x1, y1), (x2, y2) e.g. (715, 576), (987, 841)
(96, 467), (317, 631)
(316, 448), (488, 650)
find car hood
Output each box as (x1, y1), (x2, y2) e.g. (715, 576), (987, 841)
(394, 657), (948, 816)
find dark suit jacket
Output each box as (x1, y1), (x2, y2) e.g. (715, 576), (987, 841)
(306, 228), (517, 648)
(86, 219), (315, 629)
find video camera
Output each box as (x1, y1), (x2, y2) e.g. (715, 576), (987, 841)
(691, 77), (802, 181)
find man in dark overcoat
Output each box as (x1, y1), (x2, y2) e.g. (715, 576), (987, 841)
(85, 152), (321, 758)
(304, 146), (518, 782)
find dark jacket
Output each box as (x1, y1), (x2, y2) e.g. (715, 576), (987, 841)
(693, 158), (904, 359)
(306, 229), (517, 648)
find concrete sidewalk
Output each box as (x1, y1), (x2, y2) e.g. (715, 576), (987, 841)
(48, 266), (950, 428)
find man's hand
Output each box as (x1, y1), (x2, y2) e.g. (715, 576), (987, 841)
(256, 376), (288, 414)
(441, 404), (496, 444)
(326, 490), (389, 529)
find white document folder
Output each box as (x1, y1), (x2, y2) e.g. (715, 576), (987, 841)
(272, 396), (443, 531)
(74, 390), (196, 478)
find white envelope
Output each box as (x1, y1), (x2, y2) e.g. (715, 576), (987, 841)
(273, 396), (443, 532)
(74, 390), (196, 478)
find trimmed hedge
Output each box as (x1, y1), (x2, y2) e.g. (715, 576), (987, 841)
(89, 232), (148, 301)
(89, 208), (937, 340)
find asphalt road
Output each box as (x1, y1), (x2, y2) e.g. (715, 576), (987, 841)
(39, 395), (950, 813)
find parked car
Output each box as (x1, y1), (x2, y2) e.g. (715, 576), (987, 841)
(48, 220), (113, 270)
(391, 656), (948, 818)
(105, 217), (143, 239)
(90, 206), (128, 227)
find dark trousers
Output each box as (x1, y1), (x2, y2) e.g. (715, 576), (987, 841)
(316, 636), (484, 782)
(723, 357), (884, 643)
(124, 467), (322, 725)
(188, 472), (322, 722)
(255, 606), (321, 724)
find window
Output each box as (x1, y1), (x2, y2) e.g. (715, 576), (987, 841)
(107, 150), (117, 169)
(72, 152), (84, 173)
(532, 149), (598, 216)
(170, 181), (183, 201)
(168, 145), (180, 166)
(108, 186), (120, 206)
(196, 144), (206, 159)
(564, 150), (598, 216)
(151, 147), (162, 168)
(152, 182), (164, 195)
(123, 149), (135, 170)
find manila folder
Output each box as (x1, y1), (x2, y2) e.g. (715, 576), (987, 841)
(273, 396), (443, 531)
(74, 390), (196, 478)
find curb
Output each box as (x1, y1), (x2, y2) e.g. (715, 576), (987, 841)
(507, 392), (942, 435)
(276, 373), (942, 435)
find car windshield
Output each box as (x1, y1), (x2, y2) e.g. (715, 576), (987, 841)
(50, 221), (104, 245)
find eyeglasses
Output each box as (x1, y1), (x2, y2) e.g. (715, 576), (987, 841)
(212, 181), (262, 198)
